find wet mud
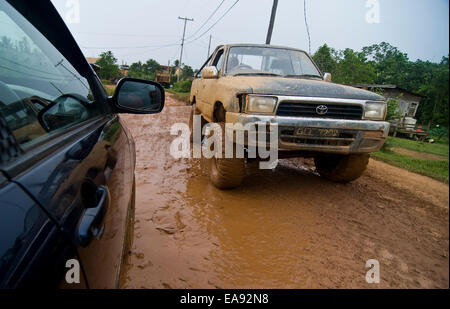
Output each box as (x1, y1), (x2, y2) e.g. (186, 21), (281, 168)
(119, 94), (449, 289)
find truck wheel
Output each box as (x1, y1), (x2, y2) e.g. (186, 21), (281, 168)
(189, 104), (206, 143)
(207, 122), (245, 189)
(314, 154), (370, 183)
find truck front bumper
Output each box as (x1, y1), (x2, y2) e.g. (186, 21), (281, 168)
(226, 112), (390, 154)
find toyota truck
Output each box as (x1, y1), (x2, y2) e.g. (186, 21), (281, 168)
(189, 44), (389, 189)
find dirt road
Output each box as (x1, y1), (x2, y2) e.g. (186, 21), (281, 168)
(119, 94), (449, 289)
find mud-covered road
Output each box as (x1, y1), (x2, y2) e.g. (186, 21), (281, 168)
(119, 94), (449, 289)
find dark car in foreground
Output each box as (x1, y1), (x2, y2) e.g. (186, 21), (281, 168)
(0, 0), (164, 288)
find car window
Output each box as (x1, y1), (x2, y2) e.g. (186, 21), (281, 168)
(0, 1), (101, 147)
(226, 46), (321, 77)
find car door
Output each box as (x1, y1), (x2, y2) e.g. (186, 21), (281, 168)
(0, 0), (134, 288)
(196, 48), (226, 121)
(0, 168), (84, 288)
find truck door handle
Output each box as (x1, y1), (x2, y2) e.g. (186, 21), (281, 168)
(77, 185), (110, 247)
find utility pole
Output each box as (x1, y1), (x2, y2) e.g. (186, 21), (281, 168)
(207, 34), (212, 60)
(177, 16), (194, 82)
(265, 0), (278, 44)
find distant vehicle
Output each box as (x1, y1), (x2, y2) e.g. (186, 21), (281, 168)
(155, 70), (171, 88)
(190, 44), (390, 188)
(0, 0), (164, 288)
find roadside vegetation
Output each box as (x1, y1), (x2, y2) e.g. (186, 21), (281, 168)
(95, 51), (194, 83)
(313, 42), (449, 182)
(372, 136), (449, 183)
(312, 42), (449, 130)
(166, 80), (192, 104)
(95, 51), (194, 103)
(102, 81), (115, 96)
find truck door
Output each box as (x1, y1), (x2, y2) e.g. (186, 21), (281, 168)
(197, 48), (225, 120)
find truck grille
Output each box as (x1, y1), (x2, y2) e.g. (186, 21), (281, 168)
(276, 102), (363, 120)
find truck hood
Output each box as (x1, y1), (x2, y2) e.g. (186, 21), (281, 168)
(233, 76), (384, 101)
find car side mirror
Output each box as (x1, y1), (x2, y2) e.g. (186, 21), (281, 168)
(202, 66), (219, 79)
(110, 78), (165, 114)
(323, 72), (332, 82)
(37, 94), (90, 132)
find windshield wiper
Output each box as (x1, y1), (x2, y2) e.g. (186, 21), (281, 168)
(283, 74), (322, 79)
(233, 72), (282, 77)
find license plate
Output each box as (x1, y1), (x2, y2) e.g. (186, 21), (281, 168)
(296, 127), (340, 137)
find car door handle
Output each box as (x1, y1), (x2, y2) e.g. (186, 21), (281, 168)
(77, 185), (110, 247)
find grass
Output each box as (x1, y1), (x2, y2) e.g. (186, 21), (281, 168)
(383, 136), (449, 157)
(372, 136), (449, 183)
(166, 89), (190, 104)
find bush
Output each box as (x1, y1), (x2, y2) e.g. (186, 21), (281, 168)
(386, 98), (402, 121)
(173, 80), (192, 93)
(427, 126), (449, 141)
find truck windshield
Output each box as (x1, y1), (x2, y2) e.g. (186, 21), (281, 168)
(226, 46), (321, 78)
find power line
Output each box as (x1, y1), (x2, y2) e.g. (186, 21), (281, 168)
(185, 0), (226, 40)
(74, 31), (179, 38)
(304, 0), (311, 54)
(185, 0), (240, 44)
(81, 43), (179, 50)
(119, 44), (180, 58)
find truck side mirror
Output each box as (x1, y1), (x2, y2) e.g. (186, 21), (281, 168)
(202, 66), (219, 79)
(323, 72), (332, 82)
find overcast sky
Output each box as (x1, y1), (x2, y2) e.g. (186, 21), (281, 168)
(50, 0), (449, 69)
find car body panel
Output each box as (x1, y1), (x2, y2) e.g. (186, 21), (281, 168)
(11, 114), (134, 288)
(0, 180), (77, 288)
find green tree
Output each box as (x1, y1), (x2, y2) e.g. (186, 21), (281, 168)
(96, 51), (121, 81)
(128, 61), (147, 79)
(333, 48), (376, 84)
(312, 44), (337, 74)
(362, 42), (410, 86)
(416, 56), (449, 127)
(145, 59), (161, 76)
(181, 65), (194, 80)
(127, 59), (162, 80)
(312, 42), (449, 128)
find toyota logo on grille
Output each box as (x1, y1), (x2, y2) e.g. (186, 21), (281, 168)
(316, 105), (328, 115)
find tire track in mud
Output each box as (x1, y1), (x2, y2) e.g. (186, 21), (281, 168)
(119, 93), (449, 289)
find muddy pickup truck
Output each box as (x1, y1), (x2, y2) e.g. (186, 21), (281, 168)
(189, 44), (389, 189)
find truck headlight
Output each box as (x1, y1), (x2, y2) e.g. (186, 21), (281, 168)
(246, 95), (277, 113)
(364, 101), (387, 120)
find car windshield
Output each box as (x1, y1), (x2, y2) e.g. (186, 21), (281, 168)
(226, 46), (321, 77)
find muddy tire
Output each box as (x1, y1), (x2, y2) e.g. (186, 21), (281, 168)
(314, 153), (370, 183)
(207, 122), (245, 189)
(189, 104), (206, 143)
